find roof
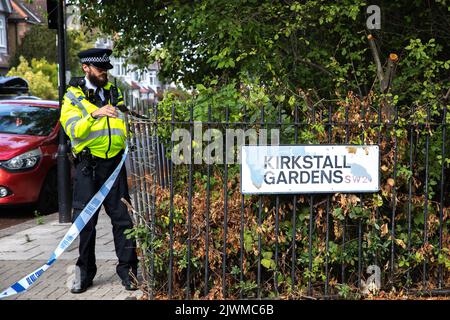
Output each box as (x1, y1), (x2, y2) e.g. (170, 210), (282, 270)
(139, 86), (156, 94)
(9, 0), (43, 24)
(130, 81), (140, 90)
(148, 62), (160, 70)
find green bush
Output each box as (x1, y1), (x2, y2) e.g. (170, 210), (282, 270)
(7, 56), (58, 100)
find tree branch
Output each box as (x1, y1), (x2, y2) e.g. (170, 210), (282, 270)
(368, 34), (384, 89)
(444, 87), (450, 102)
(299, 59), (334, 76)
(351, 58), (364, 97)
(382, 53), (399, 93)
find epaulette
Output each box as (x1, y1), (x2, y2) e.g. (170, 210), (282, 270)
(68, 77), (86, 88)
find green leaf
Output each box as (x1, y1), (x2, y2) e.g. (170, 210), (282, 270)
(261, 258), (276, 270)
(288, 95), (296, 107)
(333, 208), (345, 221)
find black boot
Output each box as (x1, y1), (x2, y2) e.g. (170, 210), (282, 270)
(70, 265), (93, 294)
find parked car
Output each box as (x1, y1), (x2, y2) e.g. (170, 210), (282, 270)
(0, 99), (60, 213)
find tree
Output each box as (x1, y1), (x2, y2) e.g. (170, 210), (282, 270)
(10, 23), (96, 77)
(7, 56), (58, 100)
(9, 24), (56, 69)
(76, 0), (449, 102)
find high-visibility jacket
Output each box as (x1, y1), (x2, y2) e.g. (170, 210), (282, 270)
(60, 81), (127, 159)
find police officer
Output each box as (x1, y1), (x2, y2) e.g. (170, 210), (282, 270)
(60, 48), (138, 294)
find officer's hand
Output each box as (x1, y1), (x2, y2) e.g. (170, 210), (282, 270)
(91, 105), (118, 119)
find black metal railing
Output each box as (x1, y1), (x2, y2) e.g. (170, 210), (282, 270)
(125, 94), (449, 300)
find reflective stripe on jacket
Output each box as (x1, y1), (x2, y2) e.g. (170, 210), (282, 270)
(60, 82), (127, 159)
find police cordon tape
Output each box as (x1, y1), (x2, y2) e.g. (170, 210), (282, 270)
(0, 146), (129, 299)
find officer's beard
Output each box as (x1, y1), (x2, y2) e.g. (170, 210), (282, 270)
(87, 71), (108, 88)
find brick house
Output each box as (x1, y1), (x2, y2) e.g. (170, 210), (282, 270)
(0, 0), (45, 74)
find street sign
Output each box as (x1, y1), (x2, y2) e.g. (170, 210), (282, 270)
(241, 145), (379, 194)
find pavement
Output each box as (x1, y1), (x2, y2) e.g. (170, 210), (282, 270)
(0, 209), (143, 300)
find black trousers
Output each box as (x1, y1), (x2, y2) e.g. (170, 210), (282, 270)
(72, 152), (138, 285)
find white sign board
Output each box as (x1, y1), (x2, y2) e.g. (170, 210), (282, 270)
(241, 145), (379, 194)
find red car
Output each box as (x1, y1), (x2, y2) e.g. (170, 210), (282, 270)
(0, 99), (60, 213)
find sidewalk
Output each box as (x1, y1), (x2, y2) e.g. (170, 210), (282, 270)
(0, 210), (143, 300)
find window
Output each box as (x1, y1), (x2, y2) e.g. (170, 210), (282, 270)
(0, 105), (59, 136)
(0, 16), (6, 49)
(149, 71), (156, 85)
(112, 58), (126, 77)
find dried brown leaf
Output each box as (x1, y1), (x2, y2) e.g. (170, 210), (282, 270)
(381, 223), (389, 237)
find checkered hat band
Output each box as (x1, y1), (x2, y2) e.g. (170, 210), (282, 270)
(81, 56), (110, 63)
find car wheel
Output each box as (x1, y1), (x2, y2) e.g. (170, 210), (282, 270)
(36, 168), (58, 214)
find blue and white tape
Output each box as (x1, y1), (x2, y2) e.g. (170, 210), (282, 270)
(0, 146), (129, 299)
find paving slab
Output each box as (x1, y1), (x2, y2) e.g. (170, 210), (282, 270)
(0, 209), (143, 300)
